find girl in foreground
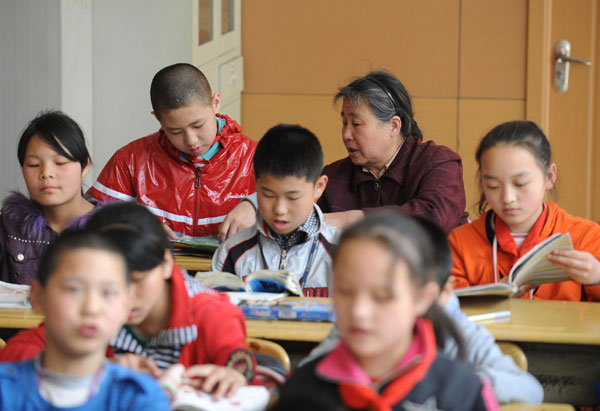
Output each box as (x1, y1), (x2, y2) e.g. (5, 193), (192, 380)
(450, 121), (600, 300)
(0, 111), (96, 284)
(272, 211), (498, 410)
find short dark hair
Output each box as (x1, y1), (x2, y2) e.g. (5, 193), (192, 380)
(18, 110), (90, 169)
(253, 124), (324, 183)
(150, 63), (212, 117)
(475, 120), (553, 215)
(335, 70), (423, 140)
(86, 202), (172, 272)
(37, 229), (128, 287)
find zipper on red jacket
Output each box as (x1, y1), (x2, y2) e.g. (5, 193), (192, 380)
(194, 168), (201, 236)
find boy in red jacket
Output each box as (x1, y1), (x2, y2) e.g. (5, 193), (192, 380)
(87, 63), (257, 238)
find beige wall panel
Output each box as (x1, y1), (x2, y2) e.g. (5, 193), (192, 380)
(242, 0), (459, 97)
(460, 0), (527, 99)
(242, 93), (346, 165)
(413, 98), (457, 151)
(458, 99), (525, 216)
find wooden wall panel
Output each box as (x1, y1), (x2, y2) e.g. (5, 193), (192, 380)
(412, 98), (458, 151)
(460, 0), (527, 98)
(242, 93), (345, 165)
(241, 0), (459, 97)
(457, 99), (525, 216)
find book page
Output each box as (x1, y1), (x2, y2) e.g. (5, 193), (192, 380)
(510, 232), (573, 287)
(0, 281), (31, 308)
(454, 282), (517, 298)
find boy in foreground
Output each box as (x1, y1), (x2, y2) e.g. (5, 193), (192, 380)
(212, 124), (340, 296)
(88, 63), (256, 238)
(0, 230), (170, 409)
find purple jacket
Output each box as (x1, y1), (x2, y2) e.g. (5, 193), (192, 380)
(0, 192), (96, 285)
(318, 135), (469, 233)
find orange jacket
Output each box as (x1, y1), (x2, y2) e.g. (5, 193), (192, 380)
(449, 202), (600, 301)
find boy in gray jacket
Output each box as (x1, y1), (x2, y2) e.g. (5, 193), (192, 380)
(212, 124), (339, 296)
(302, 217), (544, 404)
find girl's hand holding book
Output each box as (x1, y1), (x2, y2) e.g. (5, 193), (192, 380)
(547, 249), (600, 285)
(182, 364), (247, 400)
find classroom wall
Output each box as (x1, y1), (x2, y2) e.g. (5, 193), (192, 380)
(92, 0), (193, 181)
(241, 0), (527, 216)
(0, 0), (62, 199)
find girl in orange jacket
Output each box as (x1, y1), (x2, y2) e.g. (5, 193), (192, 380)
(450, 121), (600, 301)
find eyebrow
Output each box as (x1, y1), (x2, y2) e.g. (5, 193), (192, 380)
(165, 118), (204, 131)
(259, 186), (302, 195)
(482, 171), (531, 180)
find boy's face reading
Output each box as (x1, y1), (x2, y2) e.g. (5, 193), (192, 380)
(157, 95), (221, 157)
(256, 174), (327, 235)
(31, 248), (129, 360)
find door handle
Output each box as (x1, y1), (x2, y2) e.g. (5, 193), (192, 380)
(555, 39), (592, 93)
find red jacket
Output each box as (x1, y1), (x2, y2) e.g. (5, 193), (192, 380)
(0, 265), (256, 380)
(450, 202), (600, 301)
(87, 114), (257, 237)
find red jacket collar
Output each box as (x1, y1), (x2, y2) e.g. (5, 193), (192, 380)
(316, 317), (437, 410)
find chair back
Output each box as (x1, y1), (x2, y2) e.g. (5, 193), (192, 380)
(497, 341), (528, 371)
(247, 337), (290, 373)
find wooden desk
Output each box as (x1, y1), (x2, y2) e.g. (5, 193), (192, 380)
(174, 255), (212, 271)
(460, 297), (600, 345)
(246, 319), (333, 342)
(0, 308), (43, 329)
(461, 297), (600, 405)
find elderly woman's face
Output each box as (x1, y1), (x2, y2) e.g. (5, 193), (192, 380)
(341, 99), (400, 175)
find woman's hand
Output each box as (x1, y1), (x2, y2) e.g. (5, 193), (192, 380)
(182, 364), (247, 400)
(547, 249), (600, 285)
(323, 210), (365, 229)
(110, 354), (162, 378)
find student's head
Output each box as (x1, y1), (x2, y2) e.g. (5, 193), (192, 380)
(30, 229), (130, 362)
(86, 202), (174, 330)
(475, 121), (556, 233)
(17, 110), (91, 208)
(332, 211), (440, 375)
(150, 63), (221, 157)
(253, 124), (328, 235)
(335, 71), (423, 174)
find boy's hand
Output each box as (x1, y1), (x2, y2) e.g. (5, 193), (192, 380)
(110, 354), (163, 378)
(218, 200), (256, 242)
(182, 364), (246, 400)
(499, 276), (535, 298)
(547, 249), (600, 285)
(162, 223), (178, 240)
(323, 210), (364, 229)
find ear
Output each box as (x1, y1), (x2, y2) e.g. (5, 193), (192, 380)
(437, 275), (455, 307)
(313, 175), (328, 202)
(545, 163), (557, 190)
(162, 250), (174, 280)
(81, 158), (91, 178)
(415, 281), (440, 316)
(389, 115), (402, 137)
(212, 92), (222, 113)
(29, 280), (46, 315)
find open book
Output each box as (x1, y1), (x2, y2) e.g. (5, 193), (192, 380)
(159, 364), (269, 411)
(0, 281), (31, 308)
(455, 232), (574, 298)
(194, 270), (303, 296)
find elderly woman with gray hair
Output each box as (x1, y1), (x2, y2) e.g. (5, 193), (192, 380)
(318, 70), (468, 233)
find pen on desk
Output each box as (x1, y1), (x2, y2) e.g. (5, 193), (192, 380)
(467, 310), (511, 322)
